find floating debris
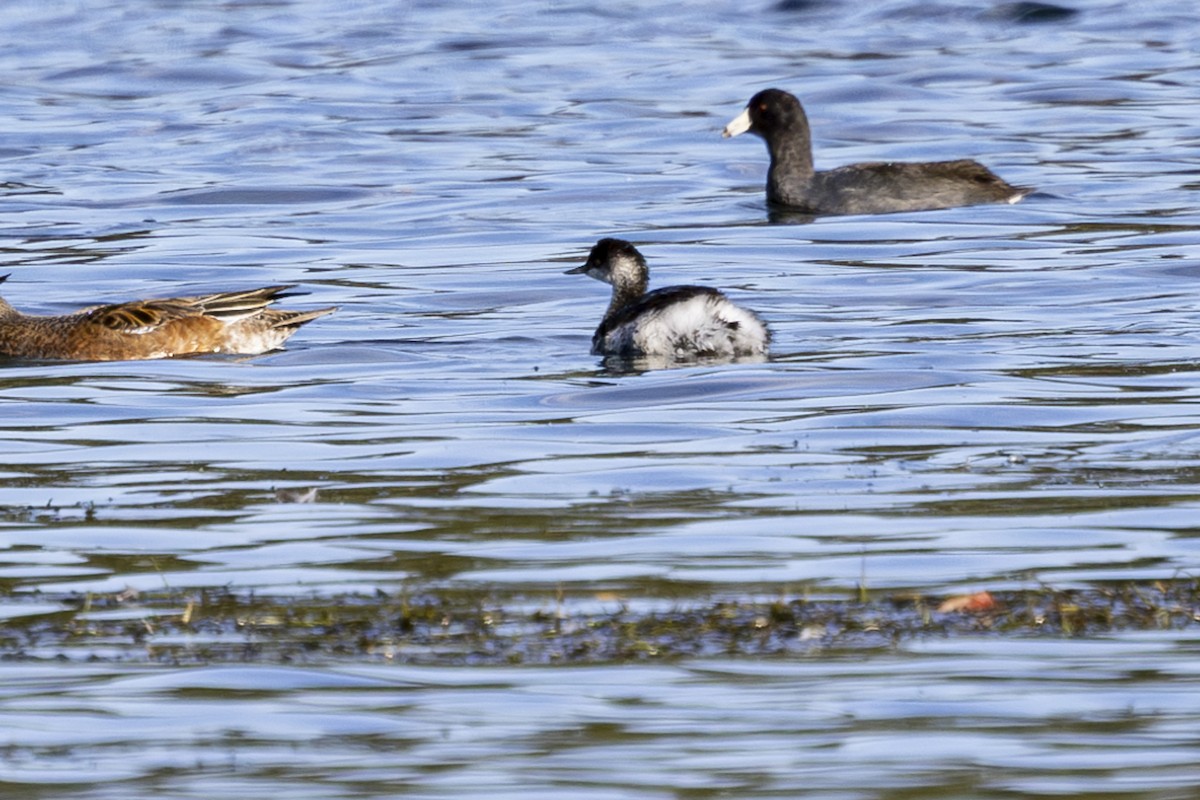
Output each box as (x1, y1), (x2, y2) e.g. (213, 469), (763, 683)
(1, 581), (1197, 665)
(274, 487), (320, 503)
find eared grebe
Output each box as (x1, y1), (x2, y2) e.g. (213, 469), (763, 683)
(565, 238), (770, 360)
(722, 88), (1029, 215)
(0, 278), (335, 360)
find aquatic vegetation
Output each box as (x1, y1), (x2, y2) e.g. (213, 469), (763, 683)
(2, 581), (1198, 665)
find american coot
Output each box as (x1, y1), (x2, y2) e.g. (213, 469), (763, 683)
(723, 88), (1029, 215)
(565, 238), (770, 360)
(0, 278), (335, 360)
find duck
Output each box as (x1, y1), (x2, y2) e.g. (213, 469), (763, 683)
(722, 88), (1029, 215)
(0, 277), (335, 361)
(565, 238), (770, 360)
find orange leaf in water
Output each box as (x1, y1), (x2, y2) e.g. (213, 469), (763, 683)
(938, 591), (997, 613)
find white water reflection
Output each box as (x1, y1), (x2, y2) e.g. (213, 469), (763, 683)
(4, 638), (1200, 797)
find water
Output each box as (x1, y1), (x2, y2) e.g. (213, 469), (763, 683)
(2, 0), (1200, 796)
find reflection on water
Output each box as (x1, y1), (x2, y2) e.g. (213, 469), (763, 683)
(4, 637), (1200, 798)
(1, 0), (1200, 795)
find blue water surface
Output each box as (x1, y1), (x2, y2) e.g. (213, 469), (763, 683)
(1, 0), (1199, 796)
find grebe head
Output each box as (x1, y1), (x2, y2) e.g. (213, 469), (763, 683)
(564, 238), (649, 297)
